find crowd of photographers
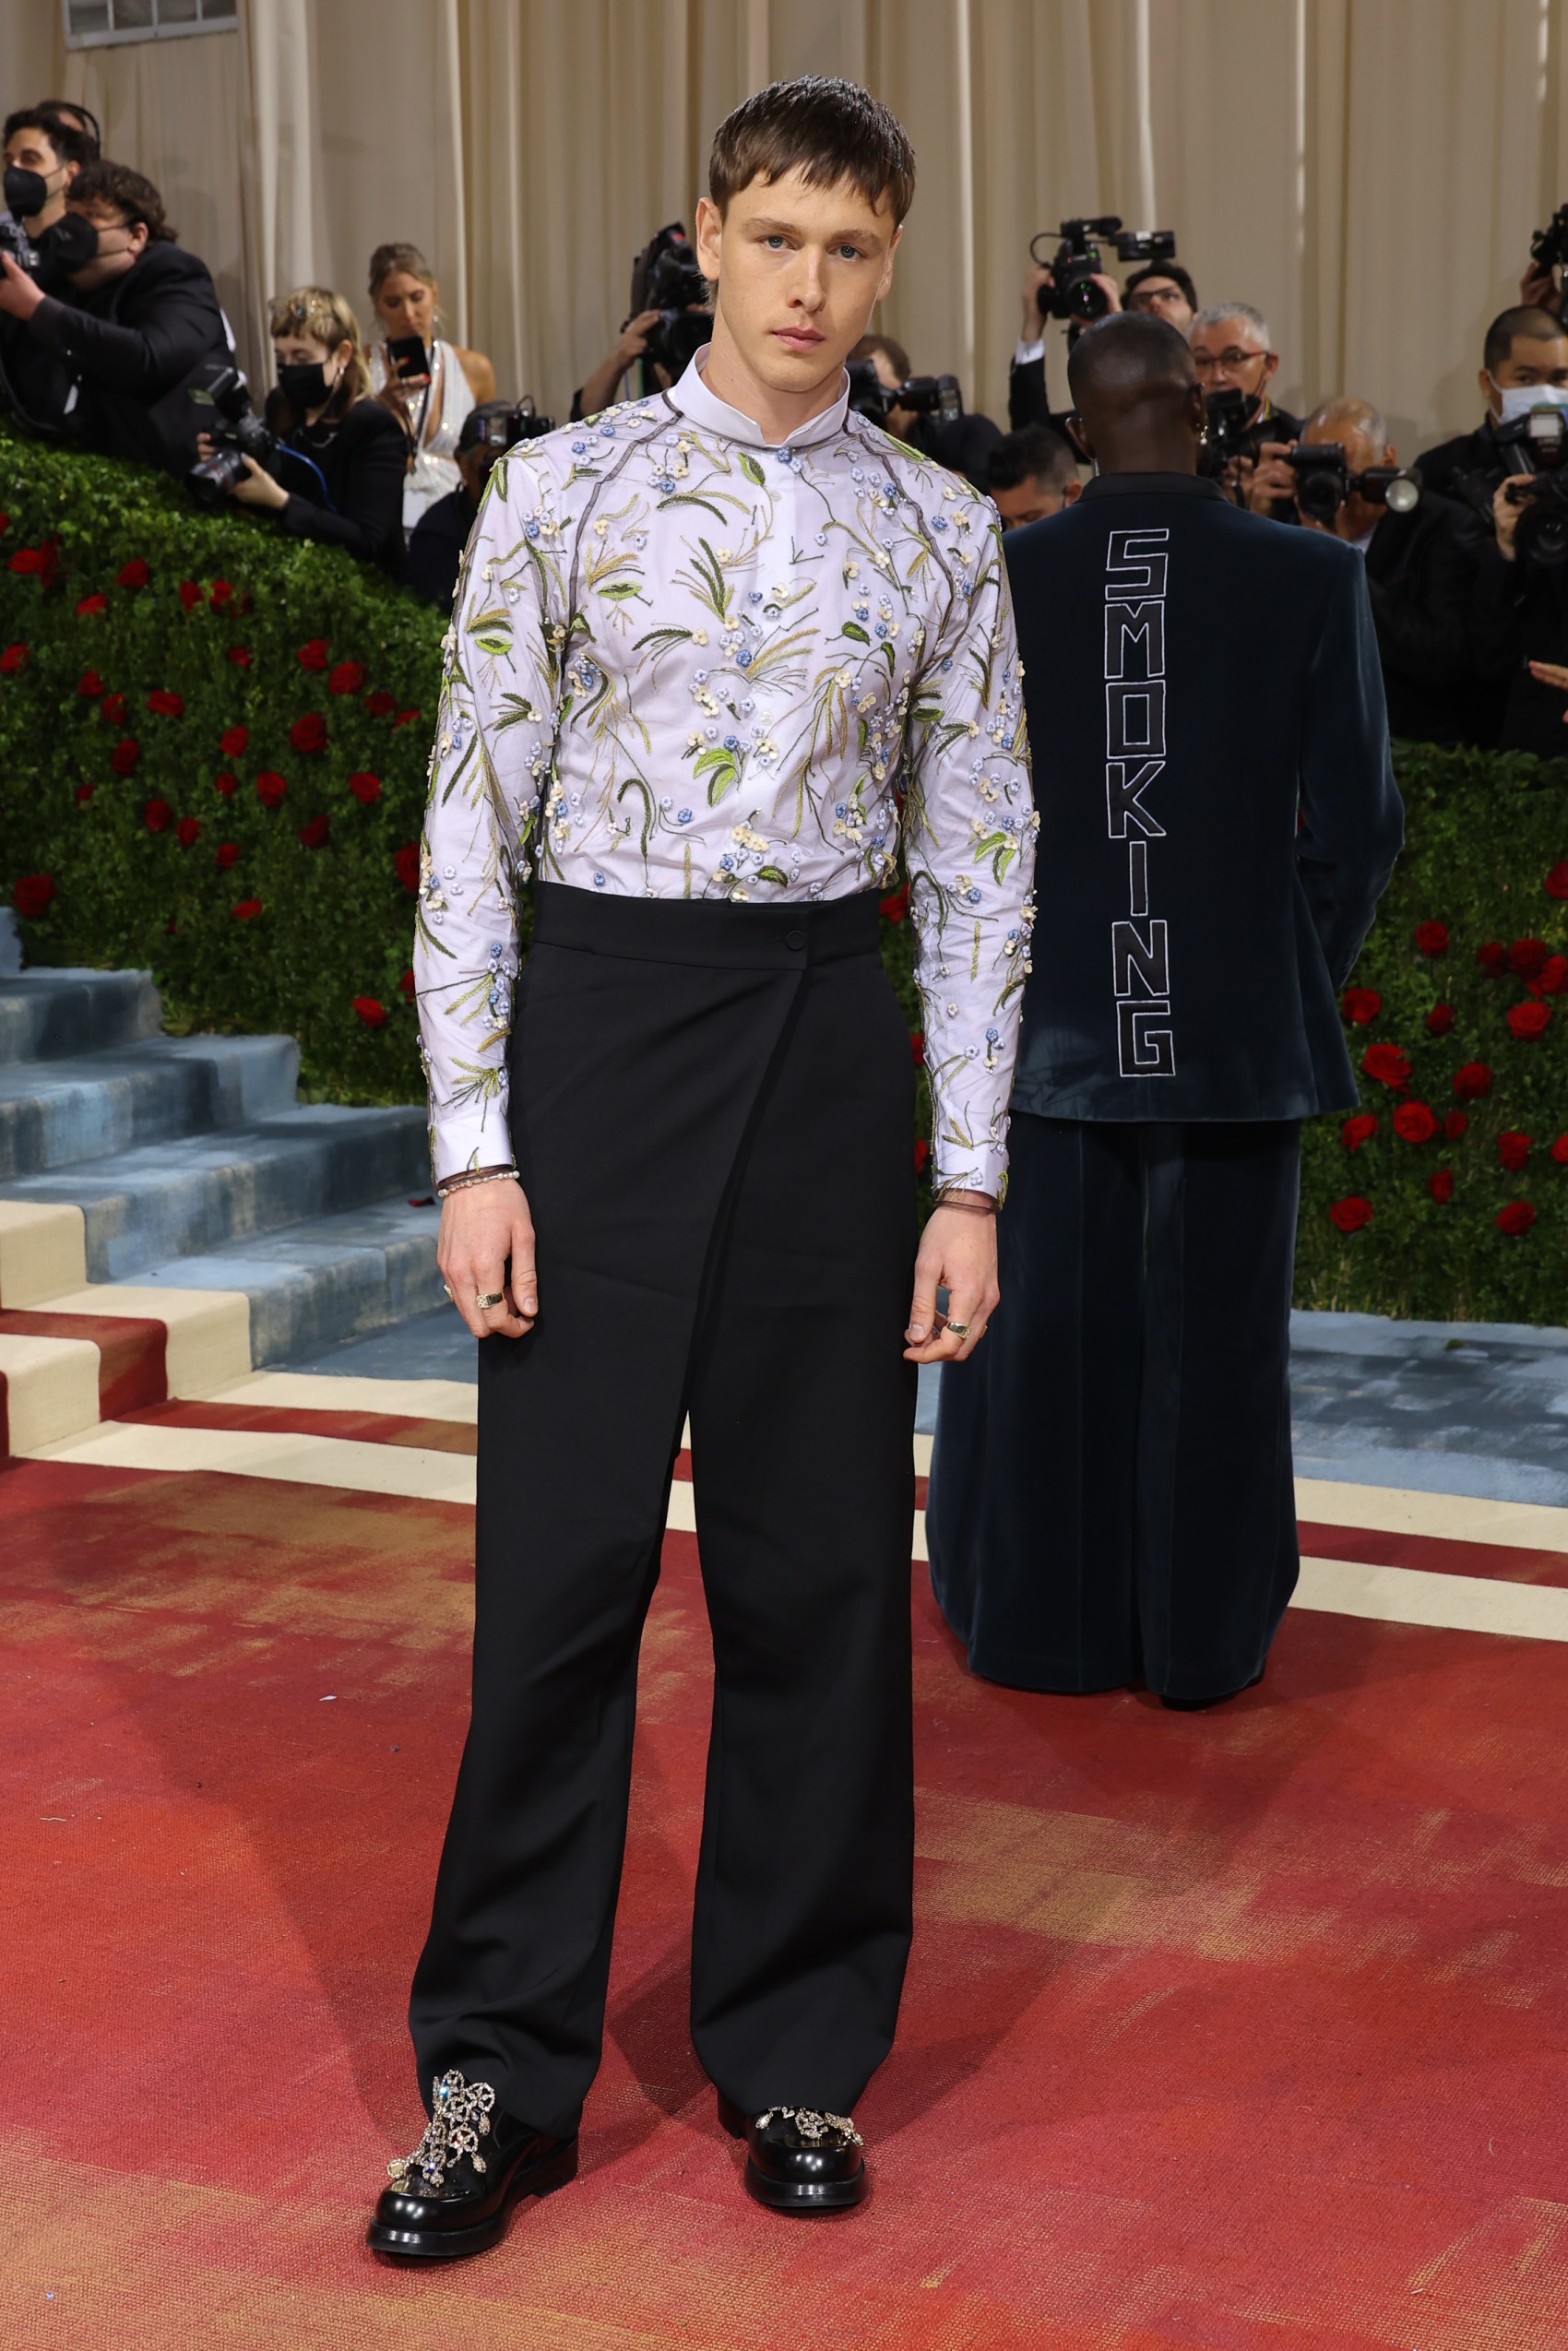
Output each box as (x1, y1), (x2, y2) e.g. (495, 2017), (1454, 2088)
(6, 93), (1568, 755)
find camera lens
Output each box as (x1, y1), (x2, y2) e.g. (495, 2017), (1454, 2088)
(1295, 470), (1344, 525)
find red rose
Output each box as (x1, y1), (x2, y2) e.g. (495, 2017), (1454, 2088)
(1392, 1100), (1438, 1145)
(115, 557), (150, 589)
(365, 689), (397, 715)
(11, 873), (55, 918)
(255, 770), (288, 809)
(348, 770), (383, 803)
(178, 579), (203, 611)
(1341, 986), (1382, 1026)
(1499, 1129), (1532, 1170)
(1546, 862), (1568, 900)
(879, 885), (909, 923)
(142, 797), (171, 831)
(1528, 954), (1568, 997)
(101, 691), (127, 724)
(175, 816), (201, 849)
(147, 688), (184, 717)
(913, 1137), (930, 1175)
(1427, 1168), (1455, 1204)
(75, 589), (108, 614)
(1361, 1042), (1411, 1087)
(393, 707), (422, 728)
(231, 897), (263, 920)
(74, 782), (95, 803)
(1444, 1110), (1468, 1140)
(227, 647), (253, 667)
(394, 842), (422, 893)
(210, 578), (232, 606)
(1477, 941), (1508, 976)
(1425, 1003), (1455, 1035)
(289, 712), (327, 754)
(1552, 1134), (1568, 1164)
(111, 737), (141, 776)
(328, 659), (365, 695)
(1496, 1201), (1537, 1237)
(77, 669), (103, 696)
(1453, 1062), (1493, 1099)
(1341, 1111), (1378, 1150)
(352, 994), (388, 1027)
(1415, 920), (1449, 956)
(297, 638), (330, 670)
(215, 842), (240, 870)
(1510, 936), (1550, 978)
(0, 641), (29, 672)
(910, 1030), (925, 1065)
(1329, 1194), (1373, 1233)
(213, 772), (237, 797)
(219, 725), (248, 757)
(1507, 1001), (1552, 1040)
(298, 813), (330, 849)
(399, 966), (416, 1001)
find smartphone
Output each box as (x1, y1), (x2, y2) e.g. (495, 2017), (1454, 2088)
(386, 333), (431, 385)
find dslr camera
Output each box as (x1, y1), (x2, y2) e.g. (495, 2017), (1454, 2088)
(1029, 218), (1178, 326)
(1197, 386), (1272, 482)
(627, 223), (712, 386)
(1530, 202), (1568, 283)
(186, 366), (278, 509)
(1496, 408), (1568, 565)
(1284, 444), (1421, 525)
(470, 398), (556, 453)
(846, 360), (963, 429)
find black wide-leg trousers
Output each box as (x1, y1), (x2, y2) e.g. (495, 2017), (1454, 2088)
(927, 1114), (1301, 1702)
(410, 884), (917, 2142)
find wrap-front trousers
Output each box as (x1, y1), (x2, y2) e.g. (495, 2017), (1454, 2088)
(410, 882), (918, 2141)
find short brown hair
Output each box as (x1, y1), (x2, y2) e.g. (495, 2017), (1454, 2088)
(852, 331), (912, 382)
(70, 160), (175, 243)
(708, 77), (915, 226)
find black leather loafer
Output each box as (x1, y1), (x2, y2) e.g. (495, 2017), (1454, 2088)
(717, 2092), (867, 2213)
(367, 2070), (577, 2262)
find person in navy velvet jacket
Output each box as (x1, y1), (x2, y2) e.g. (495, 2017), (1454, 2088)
(928, 311), (1403, 1710)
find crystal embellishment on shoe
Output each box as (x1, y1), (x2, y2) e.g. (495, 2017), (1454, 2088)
(755, 2107), (863, 2149)
(386, 2071), (496, 2191)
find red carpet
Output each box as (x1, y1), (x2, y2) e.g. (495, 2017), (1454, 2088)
(3, 1447), (1566, 2348)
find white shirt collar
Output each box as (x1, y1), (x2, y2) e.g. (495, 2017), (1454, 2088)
(668, 348), (849, 450)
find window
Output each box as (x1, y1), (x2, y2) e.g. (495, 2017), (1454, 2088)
(62, 0), (237, 48)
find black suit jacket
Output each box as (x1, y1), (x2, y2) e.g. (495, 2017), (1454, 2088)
(406, 482), (479, 608)
(25, 242), (231, 473)
(1005, 472), (1402, 1123)
(1415, 418), (1511, 503)
(1362, 489), (1490, 745)
(263, 391), (407, 576)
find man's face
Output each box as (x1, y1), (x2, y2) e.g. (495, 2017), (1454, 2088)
(695, 167), (899, 404)
(1191, 313), (1278, 407)
(1126, 276), (1193, 336)
(1483, 333), (1568, 417)
(993, 472), (1079, 528)
(63, 199), (147, 291)
(5, 126), (74, 228)
(1301, 417), (1396, 540)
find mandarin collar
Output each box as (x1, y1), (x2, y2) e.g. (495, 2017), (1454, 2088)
(1079, 471), (1227, 501)
(667, 349), (849, 450)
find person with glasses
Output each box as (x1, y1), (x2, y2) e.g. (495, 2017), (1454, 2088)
(1189, 301), (1302, 515)
(0, 158), (229, 473)
(1123, 261), (1197, 337)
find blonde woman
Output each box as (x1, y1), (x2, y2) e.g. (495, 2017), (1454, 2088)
(205, 285), (406, 574)
(367, 242), (496, 528)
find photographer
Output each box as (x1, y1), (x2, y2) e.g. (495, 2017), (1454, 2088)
(1467, 451), (1568, 755)
(2, 104), (94, 269)
(1417, 306), (1568, 500)
(406, 400), (513, 608)
(986, 423), (1081, 528)
(0, 160), (229, 471)
(1010, 256), (1121, 430)
(574, 309), (667, 418)
(1191, 302), (1301, 511)
(200, 286), (405, 576)
(365, 241), (495, 530)
(1123, 259), (1197, 335)
(849, 330), (1000, 492)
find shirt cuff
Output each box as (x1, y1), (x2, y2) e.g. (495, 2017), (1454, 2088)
(932, 1137), (1008, 1203)
(428, 1095), (514, 1188)
(1013, 339), (1046, 367)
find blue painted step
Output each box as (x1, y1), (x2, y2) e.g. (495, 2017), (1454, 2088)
(0, 1034), (300, 1181)
(0, 968), (162, 1065)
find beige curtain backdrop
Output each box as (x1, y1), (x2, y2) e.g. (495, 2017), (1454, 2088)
(7, 1), (1568, 455)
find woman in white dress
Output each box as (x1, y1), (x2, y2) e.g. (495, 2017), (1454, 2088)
(366, 241), (496, 531)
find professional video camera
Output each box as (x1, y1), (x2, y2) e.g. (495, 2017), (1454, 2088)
(1284, 444), (1420, 525)
(1530, 202), (1568, 284)
(186, 366), (278, 509)
(627, 223), (712, 386)
(846, 359), (963, 429)
(1028, 218), (1178, 326)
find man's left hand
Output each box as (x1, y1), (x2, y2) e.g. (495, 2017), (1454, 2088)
(231, 456), (289, 511)
(904, 1197), (1001, 1364)
(0, 253), (45, 322)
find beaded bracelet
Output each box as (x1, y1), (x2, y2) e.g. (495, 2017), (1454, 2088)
(435, 1164), (520, 1200)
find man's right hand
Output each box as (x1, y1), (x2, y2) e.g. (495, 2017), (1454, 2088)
(1492, 472), (1535, 561)
(615, 307), (662, 369)
(1246, 438), (1299, 515)
(437, 1175), (539, 1338)
(1019, 263), (1053, 339)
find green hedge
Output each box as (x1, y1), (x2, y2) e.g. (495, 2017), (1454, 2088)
(5, 422), (1568, 1322)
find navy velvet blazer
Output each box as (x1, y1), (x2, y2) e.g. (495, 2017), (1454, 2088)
(1005, 471), (1403, 1123)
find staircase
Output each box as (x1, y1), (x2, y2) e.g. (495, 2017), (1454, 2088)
(0, 949), (441, 1454)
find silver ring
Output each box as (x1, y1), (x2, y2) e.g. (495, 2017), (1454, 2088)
(474, 1289), (505, 1311)
(941, 1319), (970, 1338)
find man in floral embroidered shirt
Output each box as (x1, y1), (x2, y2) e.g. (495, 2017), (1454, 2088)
(369, 77), (1035, 2260)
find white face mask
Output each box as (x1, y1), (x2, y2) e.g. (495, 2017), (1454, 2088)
(1491, 377), (1568, 425)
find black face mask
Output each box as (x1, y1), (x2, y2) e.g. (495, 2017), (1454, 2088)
(4, 164), (51, 220)
(278, 360), (331, 412)
(37, 211), (101, 273)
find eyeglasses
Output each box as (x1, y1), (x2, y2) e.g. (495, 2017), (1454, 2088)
(1193, 347), (1269, 374)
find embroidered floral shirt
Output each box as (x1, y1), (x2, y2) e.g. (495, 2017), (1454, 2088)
(415, 350), (1037, 1193)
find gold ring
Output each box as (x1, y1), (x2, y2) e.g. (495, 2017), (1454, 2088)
(942, 1320), (970, 1338)
(475, 1289), (505, 1311)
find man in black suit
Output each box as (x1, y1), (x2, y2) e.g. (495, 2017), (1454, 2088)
(1417, 305), (1568, 504)
(927, 313), (1402, 1709)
